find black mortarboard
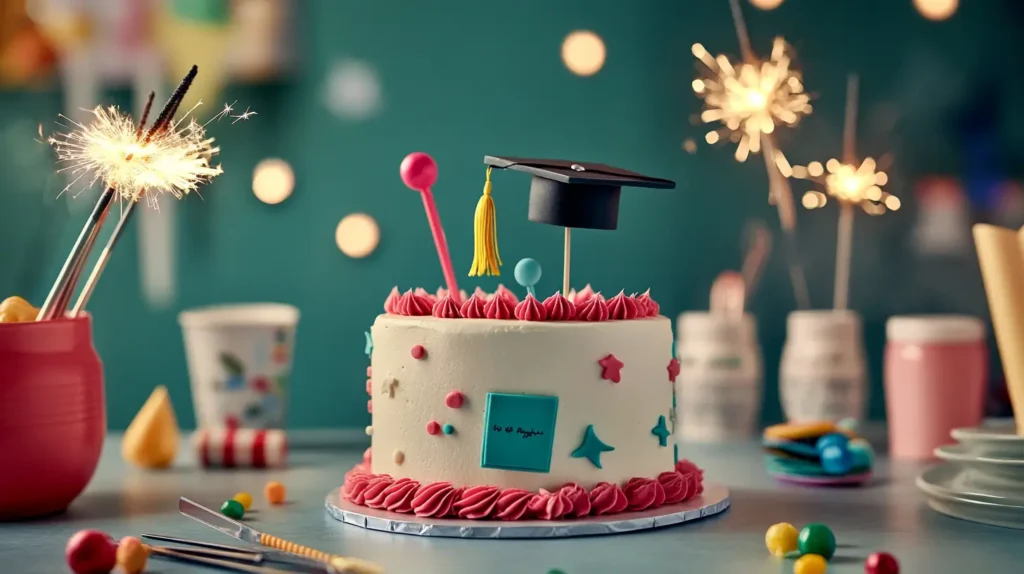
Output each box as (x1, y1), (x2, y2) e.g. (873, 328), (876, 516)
(483, 156), (676, 230)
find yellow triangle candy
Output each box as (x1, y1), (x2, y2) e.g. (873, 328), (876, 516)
(122, 386), (180, 469)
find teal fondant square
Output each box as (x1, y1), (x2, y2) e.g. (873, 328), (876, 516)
(481, 393), (559, 473)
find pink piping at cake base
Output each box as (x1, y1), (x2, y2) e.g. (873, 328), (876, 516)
(340, 460), (704, 520)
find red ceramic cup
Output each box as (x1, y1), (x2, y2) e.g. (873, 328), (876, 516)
(0, 315), (105, 519)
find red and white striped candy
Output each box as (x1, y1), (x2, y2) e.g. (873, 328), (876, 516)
(192, 428), (287, 469)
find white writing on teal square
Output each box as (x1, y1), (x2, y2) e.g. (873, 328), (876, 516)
(481, 393), (559, 473)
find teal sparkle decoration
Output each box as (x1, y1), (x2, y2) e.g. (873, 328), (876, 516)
(443, 423), (455, 435)
(570, 425), (615, 469)
(674, 443), (679, 464)
(364, 331), (373, 356)
(481, 393), (559, 472)
(514, 258), (542, 298)
(651, 415), (670, 447)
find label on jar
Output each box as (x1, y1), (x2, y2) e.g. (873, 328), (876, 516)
(780, 376), (865, 422)
(677, 376), (760, 439)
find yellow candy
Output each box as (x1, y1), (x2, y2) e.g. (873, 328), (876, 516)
(794, 554), (828, 574)
(116, 536), (149, 574)
(233, 492), (253, 510)
(765, 522), (799, 557)
(0, 296), (37, 323)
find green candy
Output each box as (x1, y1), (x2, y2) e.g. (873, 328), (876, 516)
(797, 523), (836, 559)
(220, 499), (245, 520)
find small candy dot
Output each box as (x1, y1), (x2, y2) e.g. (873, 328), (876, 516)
(445, 390), (465, 409)
(443, 424), (455, 435)
(365, 378), (372, 395)
(393, 449), (405, 465)
(426, 421), (441, 435)
(232, 492), (253, 511)
(865, 551), (900, 574)
(765, 522), (798, 557)
(411, 344), (426, 359)
(220, 499), (245, 519)
(264, 481), (286, 504)
(116, 536), (148, 574)
(365, 425), (373, 436)
(797, 523), (836, 560)
(366, 366), (372, 377)
(367, 399), (373, 413)
(793, 554), (827, 574)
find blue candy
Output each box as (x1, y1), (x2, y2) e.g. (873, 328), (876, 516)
(815, 433), (850, 452)
(819, 444), (854, 475)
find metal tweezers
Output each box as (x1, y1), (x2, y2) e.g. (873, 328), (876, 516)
(142, 534), (335, 573)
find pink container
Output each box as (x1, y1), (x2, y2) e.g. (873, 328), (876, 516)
(0, 316), (106, 519)
(884, 315), (986, 460)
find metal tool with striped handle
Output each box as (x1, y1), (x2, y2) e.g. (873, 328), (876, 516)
(178, 497), (383, 574)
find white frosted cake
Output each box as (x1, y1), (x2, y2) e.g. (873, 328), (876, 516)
(342, 285), (704, 521)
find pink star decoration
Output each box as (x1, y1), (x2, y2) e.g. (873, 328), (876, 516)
(598, 354), (625, 383)
(667, 358), (680, 382)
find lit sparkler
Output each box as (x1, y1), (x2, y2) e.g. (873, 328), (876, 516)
(792, 75), (900, 310)
(691, 37), (812, 163)
(690, 0), (813, 309)
(47, 101), (225, 208)
(796, 157), (901, 214)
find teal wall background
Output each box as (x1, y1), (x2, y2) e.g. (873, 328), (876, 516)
(1, 0), (1020, 430)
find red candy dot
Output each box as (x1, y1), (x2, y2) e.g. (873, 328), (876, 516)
(865, 552), (899, 574)
(411, 345), (426, 359)
(426, 421), (441, 435)
(445, 390), (465, 409)
(367, 399), (373, 413)
(365, 379), (372, 395)
(366, 366), (372, 377)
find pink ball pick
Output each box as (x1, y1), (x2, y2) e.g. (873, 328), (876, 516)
(401, 152), (438, 191)
(399, 152), (458, 297)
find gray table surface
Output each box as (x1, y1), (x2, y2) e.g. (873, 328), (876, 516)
(1, 435), (1021, 574)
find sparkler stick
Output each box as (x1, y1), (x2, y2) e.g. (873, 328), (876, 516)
(692, 0), (812, 308)
(833, 75), (859, 310)
(71, 68), (233, 317)
(794, 74), (901, 310)
(39, 66), (203, 320)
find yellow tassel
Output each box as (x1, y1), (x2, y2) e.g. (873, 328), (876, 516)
(469, 167), (502, 276)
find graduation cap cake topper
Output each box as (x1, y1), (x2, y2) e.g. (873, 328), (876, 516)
(469, 156), (676, 295)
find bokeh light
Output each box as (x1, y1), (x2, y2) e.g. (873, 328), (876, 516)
(914, 0), (958, 21)
(562, 31), (606, 76)
(252, 158), (294, 204)
(324, 59), (382, 120)
(336, 213), (380, 258)
(683, 139), (698, 154)
(750, 0), (785, 10)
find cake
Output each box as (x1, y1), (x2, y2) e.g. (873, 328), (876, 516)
(342, 286), (704, 520)
(339, 154), (703, 521)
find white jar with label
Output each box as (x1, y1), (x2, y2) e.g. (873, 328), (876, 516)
(675, 312), (762, 442)
(779, 310), (867, 423)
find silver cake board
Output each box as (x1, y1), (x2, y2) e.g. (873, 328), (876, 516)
(325, 483), (730, 539)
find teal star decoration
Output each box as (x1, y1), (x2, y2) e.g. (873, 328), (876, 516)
(364, 331), (373, 356)
(652, 415), (670, 447)
(571, 425), (615, 469)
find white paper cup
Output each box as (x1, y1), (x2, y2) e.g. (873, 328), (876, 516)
(179, 303), (299, 430)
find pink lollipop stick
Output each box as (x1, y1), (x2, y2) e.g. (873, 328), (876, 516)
(400, 152), (459, 296)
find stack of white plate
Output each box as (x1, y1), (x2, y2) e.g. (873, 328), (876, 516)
(917, 423), (1024, 529)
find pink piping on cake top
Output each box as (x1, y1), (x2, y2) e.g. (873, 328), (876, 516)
(385, 285), (661, 322)
(542, 292), (576, 321)
(514, 294), (548, 321)
(340, 460), (704, 520)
